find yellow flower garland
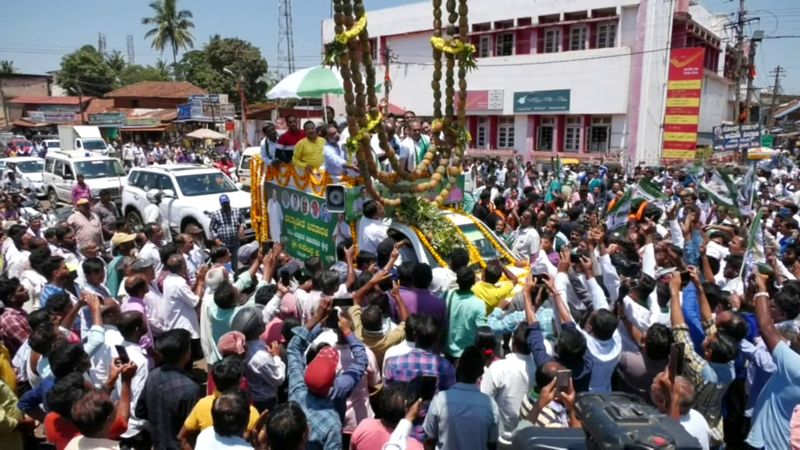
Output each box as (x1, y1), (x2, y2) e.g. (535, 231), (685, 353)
(460, 212), (522, 267)
(443, 216), (486, 269)
(430, 37), (475, 56)
(345, 112), (383, 154)
(335, 16), (367, 45)
(413, 228), (448, 268)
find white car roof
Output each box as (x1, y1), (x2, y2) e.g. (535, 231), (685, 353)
(46, 151), (116, 162)
(242, 147), (261, 155)
(132, 165), (229, 177)
(2, 157), (44, 162)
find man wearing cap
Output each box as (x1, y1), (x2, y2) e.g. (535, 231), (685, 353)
(71, 173), (92, 207)
(210, 194), (246, 267)
(287, 298), (368, 450)
(107, 232), (137, 298)
(67, 198), (104, 254)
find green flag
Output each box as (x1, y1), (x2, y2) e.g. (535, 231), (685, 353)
(606, 188), (632, 231)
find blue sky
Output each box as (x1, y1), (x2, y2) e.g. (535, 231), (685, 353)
(2, 0), (799, 92)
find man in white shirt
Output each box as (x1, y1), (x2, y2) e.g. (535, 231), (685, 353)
(162, 254), (206, 360)
(144, 190), (172, 243)
(480, 324), (535, 445)
(139, 223), (165, 273)
(650, 371), (711, 450)
(260, 123), (278, 165)
(357, 200), (389, 255)
(511, 210), (541, 265)
(323, 125), (357, 177)
(115, 310), (152, 444)
(399, 120), (428, 173)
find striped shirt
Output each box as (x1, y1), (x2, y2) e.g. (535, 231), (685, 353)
(673, 321), (734, 443)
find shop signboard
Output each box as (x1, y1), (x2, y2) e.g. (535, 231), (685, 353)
(27, 111), (76, 124)
(124, 117), (161, 127)
(513, 90), (570, 113)
(454, 90), (504, 111)
(662, 47), (705, 161)
(88, 112), (126, 126)
(266, 182), (338, 267)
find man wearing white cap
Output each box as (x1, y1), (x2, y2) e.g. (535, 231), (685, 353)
(144, 189), (172, 243)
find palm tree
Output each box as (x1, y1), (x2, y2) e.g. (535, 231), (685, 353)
(141, 0), (195, 65)
(106, 50), (127, 79)
(155, 58), (171, 79)
(0, 60), (16, 74)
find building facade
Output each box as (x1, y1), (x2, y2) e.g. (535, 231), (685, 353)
(321, 0), (735, 165)
(0, 73), (52, 128)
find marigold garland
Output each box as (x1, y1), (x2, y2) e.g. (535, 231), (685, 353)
(429, 37), (477, 71)
(345, 112), (383, 155)
(444, 216), (486, 269)
(413, 228), (448, 268)
(460, 212), (522, 267)
(335, 15), (367, 44)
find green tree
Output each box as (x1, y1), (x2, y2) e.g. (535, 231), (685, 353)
(56, 45), (116, 97)
(106, 50), (128, 81)
(119, 64), (170, 86)
(0, 60), (16, 74)
(155, 58), (171, 79)
(174, 35), (268, 108)
(141, 0), (195, 65)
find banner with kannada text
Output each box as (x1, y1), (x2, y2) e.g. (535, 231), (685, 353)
(662, 48), (705, 162)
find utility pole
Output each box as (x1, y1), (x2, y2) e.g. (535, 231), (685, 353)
(767, 66), (785, 129)
(724, 0), (759, 164)
(741, 30), (764, 163)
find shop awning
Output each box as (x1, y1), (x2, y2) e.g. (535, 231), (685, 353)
(120, 126), (167, 132)
(11, 118), (50, 128)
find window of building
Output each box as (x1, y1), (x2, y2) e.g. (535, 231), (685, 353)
(589, 116), (612, 152)
(597, 22), (617, 48)
(544, 28), (561, 53)
(538, 117), (555, 151)
(498, 117), (515, 149)
(478, 35), (491, 58)
(476, 117), (488, 148)
(570, 26), (587, 51)
(564, 117), (582, 152)
(496, 32), (514, 56)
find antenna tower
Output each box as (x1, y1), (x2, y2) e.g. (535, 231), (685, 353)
(126, 35), (136, 64)
(277, 0), (296, 74)
(98, 33), (107, 54)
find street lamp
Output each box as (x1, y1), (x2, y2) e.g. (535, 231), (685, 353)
(223, 67), (248, 146)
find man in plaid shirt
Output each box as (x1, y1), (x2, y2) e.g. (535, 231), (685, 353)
(209, 194), (246, 265)
(384, 314), (456, 441)
(668, 271), (737, 445)
(0, 278), (30, 356)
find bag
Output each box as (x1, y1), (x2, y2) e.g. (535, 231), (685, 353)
(576, 392), (703, 450)
(510, 426), (585, 449)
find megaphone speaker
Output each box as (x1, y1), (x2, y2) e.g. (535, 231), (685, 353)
(326, 184), (346, 213)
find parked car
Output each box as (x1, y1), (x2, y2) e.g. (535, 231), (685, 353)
(2, 157), (46, 197)
(236, 146), (260, 191)
(42, 151), (126, 205)
(122, 165), (253, 240)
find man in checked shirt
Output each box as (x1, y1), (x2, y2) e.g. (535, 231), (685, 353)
(209, 194), (246, 268)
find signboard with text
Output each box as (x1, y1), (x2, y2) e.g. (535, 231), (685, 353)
(28, 111), (76, 124)
(266, 182), (337, 267)
(88, 112), (126, 126)
(712, 123), (761, 152)
(513, 90), (570, 113)
(662, 47), (705, 161)
(454, 90), (504, 111)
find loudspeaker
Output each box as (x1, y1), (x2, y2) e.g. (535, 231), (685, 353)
(325, 184), (346, 213)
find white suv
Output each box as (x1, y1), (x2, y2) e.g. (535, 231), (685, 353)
(43, 151), (126, 205)
(122, 165), (253, 240)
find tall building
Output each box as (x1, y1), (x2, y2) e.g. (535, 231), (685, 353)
(321, 0), (736, 165)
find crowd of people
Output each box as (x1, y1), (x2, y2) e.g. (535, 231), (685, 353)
(0, 121), (799, 450)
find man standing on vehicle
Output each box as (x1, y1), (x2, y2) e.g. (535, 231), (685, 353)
(291, 121), (325, 171)
(260, 123), (279, 166)
(72, 174), (93, 206)
(276, 115), (305, 164)
(210, 194), (246, 268)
